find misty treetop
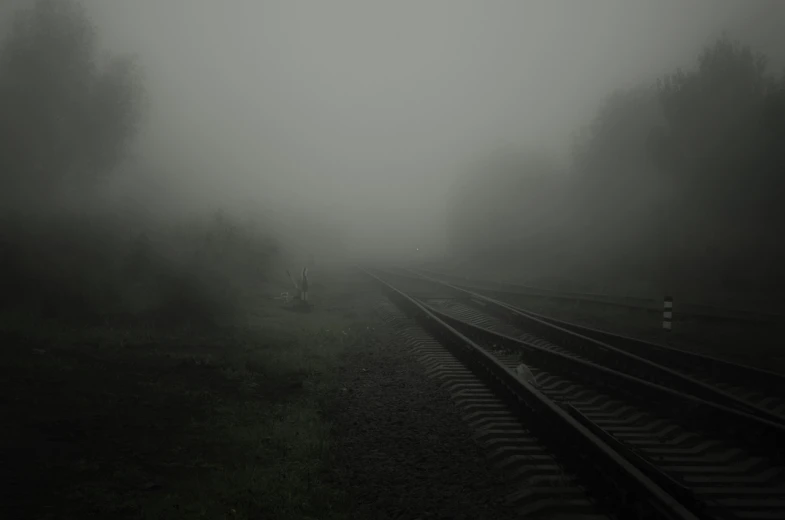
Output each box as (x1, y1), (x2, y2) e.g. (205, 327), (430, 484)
(653, 36), (785, 293)
(0, 0), (145, 201)
(0, 1), (282, 323)
(451, 35), (785, 302)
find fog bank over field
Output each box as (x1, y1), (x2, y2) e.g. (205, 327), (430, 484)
(47, 1), (777, 259)
(2, 0), (784, 310)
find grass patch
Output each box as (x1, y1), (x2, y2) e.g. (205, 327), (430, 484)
(1, 269), (379, 520)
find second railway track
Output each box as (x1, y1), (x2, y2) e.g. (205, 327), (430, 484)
(366, 267), (785, 520)
(408, 268), (785, 427)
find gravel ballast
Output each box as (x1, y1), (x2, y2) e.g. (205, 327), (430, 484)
(328, 299), (522, 520)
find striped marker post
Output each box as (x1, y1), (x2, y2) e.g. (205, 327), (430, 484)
(663, 296), (673, 331)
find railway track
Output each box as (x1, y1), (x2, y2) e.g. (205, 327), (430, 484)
(372, 299), (615, 519)
(412, 267), (785, 326)
(409, 268), (785, 427)
(366, 267), (785, 520)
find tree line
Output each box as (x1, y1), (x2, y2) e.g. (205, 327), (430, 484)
(0, 0), (144, 206)
(0, 0), (279, 322)
(450, 35), (785, 305)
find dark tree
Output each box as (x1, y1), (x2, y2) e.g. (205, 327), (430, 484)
(653, 35), (785, 295)
(448, 145), (566, 279)
(568, 86), (665, 292)
(0, 0), (145, 203)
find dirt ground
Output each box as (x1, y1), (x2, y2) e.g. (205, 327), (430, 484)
(326, 303), (521, 520)
(2, 266), (530, 520)
(1, 266), (383, 519)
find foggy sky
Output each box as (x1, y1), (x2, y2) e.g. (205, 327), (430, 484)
(5, 0), (785, 256)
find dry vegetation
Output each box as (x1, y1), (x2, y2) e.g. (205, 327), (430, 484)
(0, 2), (373, 518)
(1, 255), (384, 519)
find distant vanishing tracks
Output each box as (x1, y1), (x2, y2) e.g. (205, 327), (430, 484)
(366, 266), (785, 520)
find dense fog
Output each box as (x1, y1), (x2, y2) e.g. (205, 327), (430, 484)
(2, 0), (784, 319)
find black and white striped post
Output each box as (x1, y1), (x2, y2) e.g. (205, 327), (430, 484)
(663, 296), (673, 331)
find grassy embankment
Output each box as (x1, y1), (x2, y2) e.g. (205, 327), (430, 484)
(1, 216), (378, 519)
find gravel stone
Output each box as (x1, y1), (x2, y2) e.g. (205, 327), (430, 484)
(328, 300), (522, 520)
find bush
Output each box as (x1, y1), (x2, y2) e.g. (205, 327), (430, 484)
(0, 1), (281, 326)
(0, 203), (278, 326)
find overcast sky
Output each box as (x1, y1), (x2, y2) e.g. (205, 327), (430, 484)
(4, 0), (784, 254)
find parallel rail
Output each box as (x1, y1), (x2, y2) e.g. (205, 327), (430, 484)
(500, 303), (785, 419)
(369, 267), (785, 520)
(364, 267), (699, 520)
(408, 268), (785, 427)
(413, 267), (785, 326)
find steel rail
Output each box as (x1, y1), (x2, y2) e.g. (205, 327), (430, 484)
(406, 268), (785, 429)
(413, 267), (785, 325)
(364, 267), (702, 520)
